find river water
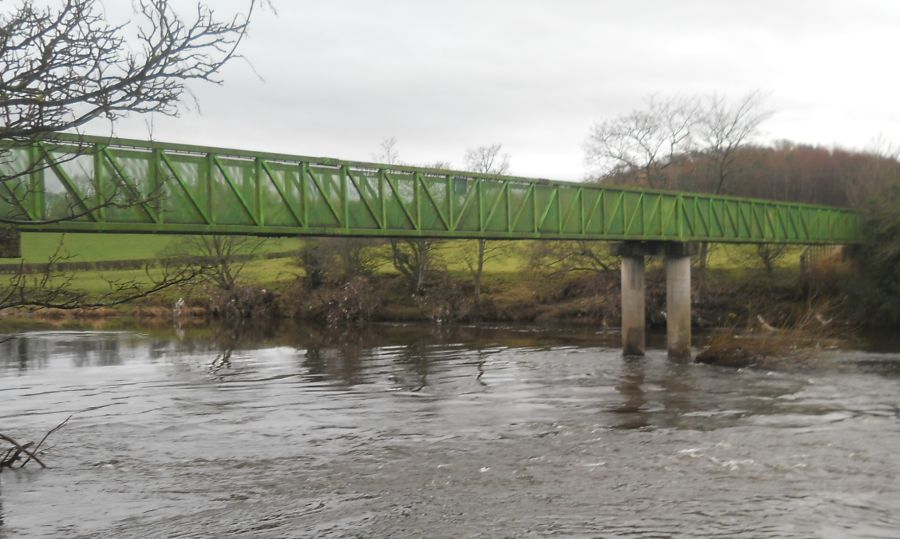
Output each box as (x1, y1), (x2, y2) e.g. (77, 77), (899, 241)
(0, 323), (898, 538)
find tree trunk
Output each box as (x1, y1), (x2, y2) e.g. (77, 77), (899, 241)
(474, 239), (486, 306)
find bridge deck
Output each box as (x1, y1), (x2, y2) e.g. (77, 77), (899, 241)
(0, 134), (860, 244)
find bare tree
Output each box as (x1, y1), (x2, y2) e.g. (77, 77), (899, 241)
(755, 244), (788, 276)
(1, 0), (258, 142)
(0, 0), (262, 310)
(177, 235), (265, 293)
(1, 0), (263, 222)
(527, 240), (618, 278)
(696, 91), (772, 195)
(168, 235), (275, 319)
(585, 92), (773, 295)
(585, 95), (698, 188)
(389, 238), (441, 296)
(462, 144), (511, 306)
(371, 139), (445, 296)
(724, 242), (789, 278)
(373, 136), (401, 165)
(0, 237), (206, 310)
(695, 91), (772, 291)
(298, 237), (380, 289)
(464, 144), (509, 177)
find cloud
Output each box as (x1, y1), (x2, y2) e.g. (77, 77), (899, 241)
(112, 0), (900, 180)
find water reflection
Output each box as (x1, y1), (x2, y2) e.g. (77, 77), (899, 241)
(0, 321), (813, 431)
(0, 332), (129, 371)
(612, 357), (650, 429)
(658, 360), (697, 428)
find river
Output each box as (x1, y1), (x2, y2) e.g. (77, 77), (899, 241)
(0, 322), (898, 538)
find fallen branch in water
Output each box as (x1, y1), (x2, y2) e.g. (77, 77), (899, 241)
(0, 415), (72, 471)
(0, 434), (46, 469)
(697, 299), (845, 369)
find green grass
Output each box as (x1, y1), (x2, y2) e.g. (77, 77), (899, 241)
(15, 233), (803, 271)
(711, 244), (805, 270)
(238, 257), (301, 285)
(7, 233), (809, 302)
(438, 240), (529, 274)
(17, 256), (301, 299)
(14, 233), (303, 263)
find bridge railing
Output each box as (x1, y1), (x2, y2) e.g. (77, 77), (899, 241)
(0, 134), (860, 244)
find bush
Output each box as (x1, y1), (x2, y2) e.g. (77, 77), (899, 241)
(696, 299), (843, 368)
(288, 276), (380, 326)
(413, 274), (472, 322)
(844, 212), (900, 327)
(297, 238), (381, 289)
(207, 286), (278, 320)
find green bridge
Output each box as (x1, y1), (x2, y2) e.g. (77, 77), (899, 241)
(1, 134), (859, 244)
(0, 133), (863, 359)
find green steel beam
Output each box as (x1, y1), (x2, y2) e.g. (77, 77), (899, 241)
(0, 133), (861, 244)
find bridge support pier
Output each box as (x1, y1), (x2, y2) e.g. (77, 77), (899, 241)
(620, 254), (646, 356)
(665, 254), (691, 359)
(615, 242), (697, 359)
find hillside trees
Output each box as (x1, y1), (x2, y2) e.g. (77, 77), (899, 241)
(586, 92), (798, 281)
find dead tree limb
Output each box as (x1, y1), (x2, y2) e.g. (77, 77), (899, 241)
(0, 414), (73, 470)
(19, 414), (71, 468)
(0, 433), (46, 469)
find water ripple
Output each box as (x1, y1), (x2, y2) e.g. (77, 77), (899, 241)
(0, 324), (898, 537)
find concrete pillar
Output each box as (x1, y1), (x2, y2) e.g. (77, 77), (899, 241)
(665, 255), (692, 359)
(620, 255), (646, 356)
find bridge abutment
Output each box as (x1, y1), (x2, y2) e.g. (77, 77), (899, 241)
(615, 242), (697, 359)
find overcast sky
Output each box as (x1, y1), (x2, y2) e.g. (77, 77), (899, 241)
(111, 0), (900, 180)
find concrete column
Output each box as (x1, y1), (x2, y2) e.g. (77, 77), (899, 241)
(620, 255), (646, 356)
(665, 255), (692, 359)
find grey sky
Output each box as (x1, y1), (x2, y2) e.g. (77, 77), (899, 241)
(113, 0), (900, 180)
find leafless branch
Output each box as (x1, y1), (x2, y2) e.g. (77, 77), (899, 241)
(585, 95), (699, 188)
(0, 236), (209, 310)
(19, 414), (71, 467)
(0, 434), (45, 468)
(1, 0), (259, 141)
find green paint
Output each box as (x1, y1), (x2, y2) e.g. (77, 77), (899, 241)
(4, 134), (860, 245)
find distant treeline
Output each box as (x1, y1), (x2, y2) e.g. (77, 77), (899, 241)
(601, 141), (898, 209)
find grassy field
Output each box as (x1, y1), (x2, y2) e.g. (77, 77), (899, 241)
(6, 233), (807, 298)
(14, 233), (303, 263)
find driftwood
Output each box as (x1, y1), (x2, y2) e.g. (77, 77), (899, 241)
(697, 304), (843, 369)
(0, 415), (71, 470)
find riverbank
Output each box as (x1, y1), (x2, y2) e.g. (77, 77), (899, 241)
(1, 263), (856, 333)
(3, 232), (873, 333)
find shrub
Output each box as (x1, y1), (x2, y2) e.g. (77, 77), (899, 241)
(289, 276), (380, 326)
